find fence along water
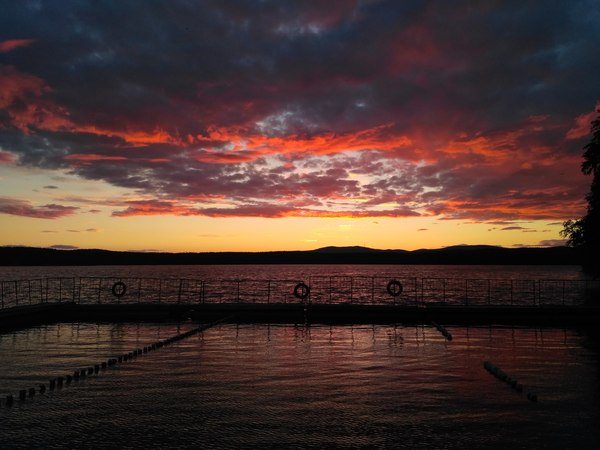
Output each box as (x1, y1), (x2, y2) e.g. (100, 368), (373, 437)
(1, 276), (598, 309)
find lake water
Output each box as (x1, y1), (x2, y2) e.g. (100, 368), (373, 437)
(0, 322), (599, 448)
(0, 263), (589, 282)
(1, 265), (598, 447)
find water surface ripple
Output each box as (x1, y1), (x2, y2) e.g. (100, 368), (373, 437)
(0, 323), (599, 448)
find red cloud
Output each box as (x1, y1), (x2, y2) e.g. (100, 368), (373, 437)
(388, 25), (442, 75)
(0, 197), (78, 219)
(111, 200), (421, 219)
(65, 154), (128, 162)
(195, 123), (412, 163)
(0, 151), (16, 163)
(566, 103), (600, 140)
(0, 39), (34, 53)
(0, 65), (71, 133)
(0, 65), (47, 108)
(0, 5), (593, 229)
(0, 64), (184, 145)
(73, 125), (183, 146)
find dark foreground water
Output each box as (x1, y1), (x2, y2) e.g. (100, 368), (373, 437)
(1, 322), (599, 449)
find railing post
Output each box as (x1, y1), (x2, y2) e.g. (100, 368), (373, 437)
(264, 281), (269, 304)
(416, 278), (420, 306)
(1, 281), (4, 309)
(442, 279), (446, 304)
(562, 280), (566, 306)
(371, 277), (375, 303)
(487, 279), (491, 305)
(178, 279), (182, 304)
(98, 279), (102, 304)
(158, 279), (162, 304)
(138, 279), (142, 303)
(237, 280), (240, 302)
(350, 277), (354, 304)
(465, 279), (469, 306)
(15, 281), (18, 306)
(510, 279), (513, 305)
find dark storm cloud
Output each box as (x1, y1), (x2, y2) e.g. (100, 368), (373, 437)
(0, 0), (599, 220)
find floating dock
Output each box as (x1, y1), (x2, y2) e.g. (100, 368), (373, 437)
(1, 276), (598, 330)
(2, 302), (600, 331)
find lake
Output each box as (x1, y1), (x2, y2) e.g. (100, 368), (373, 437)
(0, 263), (590, 282)
(1, 264), (595, 308)
(0, 322), (599, 448)
(1, 264), (598, 448)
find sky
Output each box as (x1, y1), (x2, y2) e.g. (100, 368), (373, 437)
(1, 0), (599, 252)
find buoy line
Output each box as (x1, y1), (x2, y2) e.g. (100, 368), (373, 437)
(1, 317), (232, 409)
(483, 360), (538, 402)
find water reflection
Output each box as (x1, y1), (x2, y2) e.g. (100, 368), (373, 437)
(0, 323), (598, 448)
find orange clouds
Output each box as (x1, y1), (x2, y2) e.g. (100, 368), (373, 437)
(110, 199), (421, 219)
(0, 64), (71, 133)
(0, 3), (596, 234)
(0, 65), (47, 108)
(74, 125), (183, 146)
(195, 123), (413, 163)
(0, 60), (181, 147)
(566, 103), (600, 140)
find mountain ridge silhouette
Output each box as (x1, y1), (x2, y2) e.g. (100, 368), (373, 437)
(0, 245), (578, 266)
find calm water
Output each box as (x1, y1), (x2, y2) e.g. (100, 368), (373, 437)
(1, 322), (599, 448)
(0, 263), (588, 281)
(1, 265), (597, 447)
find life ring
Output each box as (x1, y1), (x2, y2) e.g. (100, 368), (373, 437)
(111, 281), (127, 298)
(386, 279), (403, 297)
(293, 282), (310, 300)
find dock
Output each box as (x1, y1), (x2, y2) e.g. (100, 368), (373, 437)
(1, 276), (598, 330)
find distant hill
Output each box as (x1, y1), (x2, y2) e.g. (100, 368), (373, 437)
(0, 245), (579, 266)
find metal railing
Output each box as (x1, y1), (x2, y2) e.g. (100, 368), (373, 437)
(1, 276), (598, 310)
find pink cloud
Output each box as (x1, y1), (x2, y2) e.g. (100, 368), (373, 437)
(0, 197), (78, 219)
(0, 39), (34, 53)
(0, 151), (16, 163)
(0, 64), (71, 133)
(194, 123), (413, 162)
(110, 199), (421, 219)
(65, 154), (128, 162)
(566, 102), (600, 140)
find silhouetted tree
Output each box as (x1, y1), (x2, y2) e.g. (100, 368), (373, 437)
(562, 108), (600, 276)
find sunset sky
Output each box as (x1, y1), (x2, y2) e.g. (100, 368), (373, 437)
(1, 1), (599, 252)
